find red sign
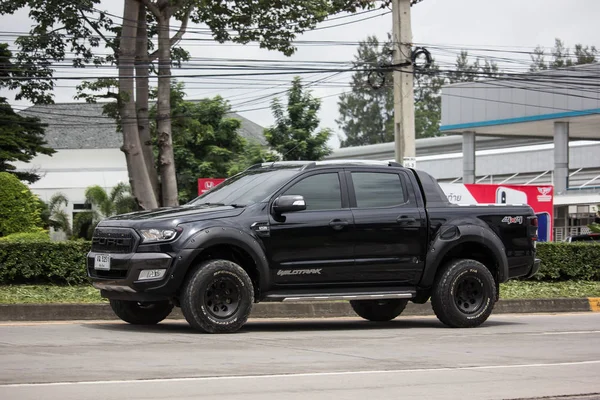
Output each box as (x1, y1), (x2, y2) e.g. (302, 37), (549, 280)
(197, 178), (225, 195)
(440, 183), (554, 241)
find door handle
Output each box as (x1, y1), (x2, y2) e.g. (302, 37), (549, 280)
(397, 216), (417, 224)
(329, 219), (349, 230)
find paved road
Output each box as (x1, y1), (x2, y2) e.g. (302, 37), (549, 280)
(0, 313), (599, 400)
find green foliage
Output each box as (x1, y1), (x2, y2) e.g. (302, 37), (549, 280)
(0, 96), (55, 183)
(73, 183), (137, 240)
(336, 35), (394, 147)
(47, 192), (73, 237)
(265, 77), (332, 161)
(533, 242), (600, 281)
(530, 38), (597, 71)
(228, 141), (280, 177)
(0, 284), (105, 304)
(0, 231), (50, 243)
(0, 172), (43, 236)
(0, 241), (91, 284)
(337, 36), (497, 147)
(150, 82), (261, 203)
(0, 240), (597, 286)
(1, 1), (381, 104)
(588, 206), (600, 233)
(500, 280), (600, 299)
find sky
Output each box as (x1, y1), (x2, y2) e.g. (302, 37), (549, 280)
(1, 0), (598, 149)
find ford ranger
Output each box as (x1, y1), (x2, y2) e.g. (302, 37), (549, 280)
(87, 160), (540, 333)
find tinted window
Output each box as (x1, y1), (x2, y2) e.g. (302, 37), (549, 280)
(352, 172), (406, 208)
(284, 173), (342, 211)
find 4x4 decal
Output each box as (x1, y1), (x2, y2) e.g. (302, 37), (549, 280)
(502, 216), (523, 225)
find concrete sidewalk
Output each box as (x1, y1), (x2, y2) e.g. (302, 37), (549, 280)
(1, 298), (599, 321)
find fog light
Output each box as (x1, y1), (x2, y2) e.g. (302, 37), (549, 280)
(138, 269), (166, 280)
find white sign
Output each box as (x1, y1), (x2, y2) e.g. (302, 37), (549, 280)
(403, 157), (416, 169)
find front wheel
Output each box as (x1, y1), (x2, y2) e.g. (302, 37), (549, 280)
(109, 299), (174, 325)
(431, 259), (497, 328)
(181, 259), (254, 333)
(350, 299), (409, 322)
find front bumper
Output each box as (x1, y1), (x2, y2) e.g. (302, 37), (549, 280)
(87, 248), (201, 301)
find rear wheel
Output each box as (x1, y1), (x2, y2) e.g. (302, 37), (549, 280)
(181, 259), (254, 333)
(350, 299), (409, 322)
(431, 259), (496, 328)
(109, 299), (174, 325)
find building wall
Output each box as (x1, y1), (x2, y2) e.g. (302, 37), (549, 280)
(13, 148), (129, 227)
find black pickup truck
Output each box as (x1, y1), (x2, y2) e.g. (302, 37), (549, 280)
(88, 160), (540, 333)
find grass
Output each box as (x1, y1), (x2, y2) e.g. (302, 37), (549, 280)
(0, 284), (106, 304)
(0, 281), (599, 304)
(500, 280), (600, 300)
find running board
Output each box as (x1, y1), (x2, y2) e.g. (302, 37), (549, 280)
(264, 289), (416, 302)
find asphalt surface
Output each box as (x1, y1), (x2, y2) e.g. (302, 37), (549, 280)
(0, 313), (599, 400)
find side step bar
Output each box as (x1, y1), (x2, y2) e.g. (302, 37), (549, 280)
(265, 290), (415, 302)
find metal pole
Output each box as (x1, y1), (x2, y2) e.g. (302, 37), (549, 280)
(392, 0), (416, 168)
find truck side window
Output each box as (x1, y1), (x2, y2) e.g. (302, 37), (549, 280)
(351, 172), (406, 208)
(283, 173), (342, 211)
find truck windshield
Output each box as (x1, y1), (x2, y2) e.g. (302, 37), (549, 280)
(186, 167), (300, 207)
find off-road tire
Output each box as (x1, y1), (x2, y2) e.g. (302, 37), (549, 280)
(109, 299), (174, 325)
(181, 259), (254, 333)
(350, 299), (409, 322)
(431, 259), (496, 328)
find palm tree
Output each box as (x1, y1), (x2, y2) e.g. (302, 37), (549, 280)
(48, 192), (73, 238)
(73, 183), (138, 240)
(590, 205), (600, 233)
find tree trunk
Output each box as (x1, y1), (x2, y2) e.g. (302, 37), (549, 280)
(156, 9), (179, 207)
(135, 5), (161, 204)
(118, 0), (158, 210)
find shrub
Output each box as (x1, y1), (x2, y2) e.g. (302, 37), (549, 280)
(0, 230), (50, 243)
(0, 241), (598, 286)
(0, 241), (91, 284)
(533, 242), (600, 281)
(0, 172), (43, 236)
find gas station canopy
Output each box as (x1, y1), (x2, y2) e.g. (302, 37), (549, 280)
(440, 63), (600, 140)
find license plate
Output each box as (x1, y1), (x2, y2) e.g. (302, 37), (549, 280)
(94, 254), (111, 271)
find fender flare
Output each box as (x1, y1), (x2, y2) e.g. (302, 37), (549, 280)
(182, 226), (271, 294)
(419, 224), (509, 287)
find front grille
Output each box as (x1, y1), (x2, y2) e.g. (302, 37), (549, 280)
(91, 227), (138, 254)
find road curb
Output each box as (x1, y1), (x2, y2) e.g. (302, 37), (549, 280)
(0, 298), (597, 322)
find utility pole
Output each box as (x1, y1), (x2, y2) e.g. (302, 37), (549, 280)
(392, 0), (416, 168)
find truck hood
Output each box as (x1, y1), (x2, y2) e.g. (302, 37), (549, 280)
(99, 204), (246, 228)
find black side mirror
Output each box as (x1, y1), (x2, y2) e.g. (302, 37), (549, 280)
(273, 195), (306, 214)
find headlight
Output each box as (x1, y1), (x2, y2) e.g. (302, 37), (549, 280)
(139, 228), (179, 243)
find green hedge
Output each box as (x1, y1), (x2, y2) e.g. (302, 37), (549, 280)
(534, 242), (600, 281)
(0, 241), (598, 285)
(0, 241), (91, 284)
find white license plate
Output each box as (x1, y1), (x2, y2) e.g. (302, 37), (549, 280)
(94, 254), (111, 271)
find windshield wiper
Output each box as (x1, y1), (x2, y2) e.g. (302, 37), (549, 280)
(196, 202), (246, 208)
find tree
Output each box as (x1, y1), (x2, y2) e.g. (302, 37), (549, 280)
(0, 44), (54, 183)
(337, 37), (492, 147)
(73, 183), (138, 240)
(336, 35), (394, 147)
(150, 82), (272, 204)
(530, 38), (598, 71)
(1, 1), (385, 209)
(47, 192), (73, 238)
(264, 77), (332, 161)
(590, 206), (600, 234)
(0, 172), (43, 236)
